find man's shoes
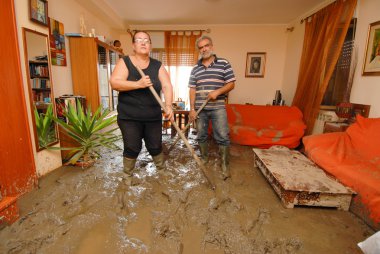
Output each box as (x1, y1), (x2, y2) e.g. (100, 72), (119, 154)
(219, 145), (230, 180)
(199, 142), (209, 164)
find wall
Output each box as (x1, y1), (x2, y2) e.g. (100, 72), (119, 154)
(130, 24), (288, 106)
(351, 0), (380, 117)
(14, 0), (122, 176)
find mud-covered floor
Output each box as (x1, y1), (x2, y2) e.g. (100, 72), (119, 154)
(0, 131), (374, 254)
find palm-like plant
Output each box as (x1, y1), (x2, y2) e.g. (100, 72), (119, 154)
(34, 104), (55, 148)
(54, 101), (121, 165)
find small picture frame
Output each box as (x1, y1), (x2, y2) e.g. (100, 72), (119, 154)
(245, 52), (266, 78)
(29, 0), (48, 27)
(362, 20), (380, 76)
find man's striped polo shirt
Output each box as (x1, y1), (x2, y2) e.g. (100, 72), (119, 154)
(189, 55), (236, 110)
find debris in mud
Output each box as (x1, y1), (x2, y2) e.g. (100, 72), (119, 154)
(0, 136), (373, 254)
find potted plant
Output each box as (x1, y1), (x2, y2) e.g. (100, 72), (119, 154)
(53, 101), (121, 167)
(34, 104), (56, 148)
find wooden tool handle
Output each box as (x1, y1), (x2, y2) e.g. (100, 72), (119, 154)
(134, 65), (215, 190)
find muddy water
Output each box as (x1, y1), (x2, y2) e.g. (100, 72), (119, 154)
(0, 132), (374, 254)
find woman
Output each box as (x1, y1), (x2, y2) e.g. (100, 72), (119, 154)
(110, 31), (173, 176)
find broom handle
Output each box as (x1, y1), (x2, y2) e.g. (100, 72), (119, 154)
(168, 98), (210, 153)
(135, 65), (215, 190)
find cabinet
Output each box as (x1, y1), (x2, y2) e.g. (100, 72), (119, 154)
(68, 37), (123, 113)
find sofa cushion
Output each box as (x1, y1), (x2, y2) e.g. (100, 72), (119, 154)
(303, 119), (380, 230)
(226, 104), (306, 148)
(346, 115), (380, 161)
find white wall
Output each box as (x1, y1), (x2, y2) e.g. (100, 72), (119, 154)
(130, 24), (289, 105)
(14, 0), (122, 176)
(351, 0), (380, 117)
(281, 21), (305, 105)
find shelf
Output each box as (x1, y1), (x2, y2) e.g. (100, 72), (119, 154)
(31, 76), (49, 79)
(32, 88), (51, 91)
(29, 60), (48, 64)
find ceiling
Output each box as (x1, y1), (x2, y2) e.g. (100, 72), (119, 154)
(79, 0), (330, 29)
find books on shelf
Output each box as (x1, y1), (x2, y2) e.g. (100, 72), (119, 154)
(29, 63), (49, 77)
(30, 78), (50, 89)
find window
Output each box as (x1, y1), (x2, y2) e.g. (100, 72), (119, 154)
(151, 48), (193, 108)
(322, 18), (357, 106)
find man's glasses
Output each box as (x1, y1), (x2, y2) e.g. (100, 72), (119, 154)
(134, 38), (151, 44)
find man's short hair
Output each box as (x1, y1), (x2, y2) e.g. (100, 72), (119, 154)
(196, 35), (213, 48)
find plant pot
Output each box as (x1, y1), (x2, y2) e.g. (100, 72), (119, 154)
(74, 159), (95, 168)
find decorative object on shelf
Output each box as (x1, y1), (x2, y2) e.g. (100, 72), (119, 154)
(362, 20), (380, 76)
(49, 18), (67, 66)
(272, 90), (285, 105)
(245, 52), (266, 78)
(79, 14), (87, 36)
(29, 0), (48, 27)
(336, 102), (353, 119)
(53, 101), (121, 166)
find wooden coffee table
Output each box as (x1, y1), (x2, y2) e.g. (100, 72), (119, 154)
(253, 146), (355, 210)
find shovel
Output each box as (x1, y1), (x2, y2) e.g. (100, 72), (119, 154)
(167, 98), (210, 154)
(134, 65), (215, 190)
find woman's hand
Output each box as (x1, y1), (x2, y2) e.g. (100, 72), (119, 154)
(138, 76), (153, 88)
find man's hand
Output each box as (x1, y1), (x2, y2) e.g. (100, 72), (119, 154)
(164, 106), (174, 121)
(207, 90), (219, 100)
(189, 109), (197, 122)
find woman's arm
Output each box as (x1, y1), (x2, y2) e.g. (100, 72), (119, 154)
(110, 58), (152, 92)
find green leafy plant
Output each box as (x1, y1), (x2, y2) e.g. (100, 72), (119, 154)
(54, 102), (121, 165)
(34, 104), (56, 148)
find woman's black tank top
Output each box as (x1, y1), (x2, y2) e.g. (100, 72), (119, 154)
(117, 56), (162, 121)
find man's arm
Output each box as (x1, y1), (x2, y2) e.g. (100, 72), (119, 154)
(208, 82), (235, 100)
(189, 87), (197, 122)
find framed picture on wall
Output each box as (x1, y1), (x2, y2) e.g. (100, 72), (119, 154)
(49, 18), (67, 66)
(245, 52), (266, 78)
(29, 0), (48, 27)
(362, 20), (380, 76)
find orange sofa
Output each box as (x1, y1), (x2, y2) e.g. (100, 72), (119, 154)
(303, 115), (380, 230)
(225, 104), (306, 148)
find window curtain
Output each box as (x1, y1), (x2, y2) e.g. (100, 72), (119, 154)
(291, 0), (357, 135)
(164, 31), (201, 103)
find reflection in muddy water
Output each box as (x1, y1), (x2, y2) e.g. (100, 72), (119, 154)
(0, 130), (373, 253)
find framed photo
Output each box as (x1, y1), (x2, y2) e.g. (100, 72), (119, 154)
(362, 20), (380, 76)
(245, 52), (266, 78)
(29, 0), (48, 27)
(49, 18), (67, 66)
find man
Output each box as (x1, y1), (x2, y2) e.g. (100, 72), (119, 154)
(188, 35), (236, 180)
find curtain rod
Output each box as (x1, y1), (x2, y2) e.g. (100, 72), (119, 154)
(300, 0), (336, 24)
(127, 28), (211, 34)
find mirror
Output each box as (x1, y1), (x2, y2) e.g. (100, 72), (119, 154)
(22, 28), (58, 151)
